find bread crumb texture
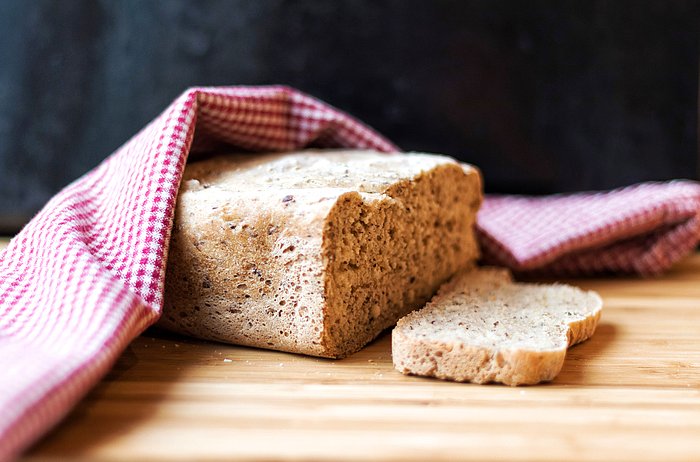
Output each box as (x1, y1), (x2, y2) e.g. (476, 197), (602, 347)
(161, 150), (482, 358)
(392, 267), (602, 385)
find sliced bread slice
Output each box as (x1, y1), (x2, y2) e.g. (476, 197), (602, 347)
(392, 268), (602, 386)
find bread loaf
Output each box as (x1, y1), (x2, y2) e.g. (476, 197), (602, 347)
(161, 150), (482, 358)
(392, 268), (602, 385)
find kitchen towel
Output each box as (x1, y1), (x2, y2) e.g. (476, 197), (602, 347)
(1, 86), (699, 460)
(478, 181), (700, 276)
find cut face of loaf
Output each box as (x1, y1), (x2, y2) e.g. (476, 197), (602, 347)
(161, 150), (482, 358)
(392, 268), (603, 385)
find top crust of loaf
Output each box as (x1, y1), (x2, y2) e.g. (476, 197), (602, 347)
(181, 150), (476, 194)
(162, 149), (482, 358)
(392, 267), (602, 385)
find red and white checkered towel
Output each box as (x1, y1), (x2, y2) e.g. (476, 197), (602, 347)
(0, 86), (699, 460)
(478, 181), (700, 276)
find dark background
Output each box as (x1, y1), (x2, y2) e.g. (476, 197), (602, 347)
(0, 0), (698, 233)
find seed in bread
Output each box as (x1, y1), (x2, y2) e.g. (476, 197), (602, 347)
(392, 268), (602, 385)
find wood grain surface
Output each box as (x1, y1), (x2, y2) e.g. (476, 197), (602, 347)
(4, 234), (698, 461)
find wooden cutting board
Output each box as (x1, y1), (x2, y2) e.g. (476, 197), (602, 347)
(3, 234), (698, 461)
